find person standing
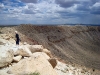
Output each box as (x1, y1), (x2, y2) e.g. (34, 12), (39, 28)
(15, 31), (20, 45)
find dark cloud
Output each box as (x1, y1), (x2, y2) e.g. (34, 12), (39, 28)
(56, 9), (88, 19)
(90, 0), (99, 4)
(86, 0), (100, 15)
(20, 0), (38, 3)
(24, 9), (36, 14)
(76, 2), (90, 12)
(91, 10), (100, 15)
(55, 0), (100, 15)
(65, 13), (87, 19)
(56, 10), (69, 14)
(55, 0), (79, 8)
(77, 6), (90, 12)
(73, 0), (100, 15)
(90, 6), (100, 15)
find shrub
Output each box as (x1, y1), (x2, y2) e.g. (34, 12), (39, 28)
(28, 71), (40, 75)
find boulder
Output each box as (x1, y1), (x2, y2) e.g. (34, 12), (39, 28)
(32, 52), (50, 60)
(29, 45), (44, 53)
(13, 55), (22, 62)
(48, 58), (57, 68)
(0, 41), (5, 45)
(0, 34), (15, 46)
(14, 45), (32, 56)
(0, 38), (7, 45)
(0, 46), (14, 68)
(0, 69), (14, 75)
(43, 48), (52, 57)
(8, 52), (58, 75)
(14, 45), (44, 56)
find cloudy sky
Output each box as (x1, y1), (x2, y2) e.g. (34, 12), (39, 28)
(0, 0), (100, 25)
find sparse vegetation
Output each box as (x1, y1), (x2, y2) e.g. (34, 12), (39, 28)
(28, 71), (40, 75)
(61, 69), (66, 73)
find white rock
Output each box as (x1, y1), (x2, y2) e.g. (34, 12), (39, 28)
(14, 45), (32, 56)
(32, 52), (50, 60)
(29, 45), (44, 53)
(0, 68), (14, 75)
(43, 48), (52, 57)
(8, 52), (58, 75)
(13, 55), (22, 62)
(0, 46), (14, 68)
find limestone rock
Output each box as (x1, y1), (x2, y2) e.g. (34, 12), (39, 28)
(14, 45), (44, 56)
(32, 52), (50, 60)
(0, 38), (7, 45)
(43, 48), (52, 57)
(14, 45), (32, 56)
(29, 45), (44, 53)
(0, 68), (14, 75)
(0, 46), (14, 68)
(8, 52), (58, 75)
(13, 55), (22, 62)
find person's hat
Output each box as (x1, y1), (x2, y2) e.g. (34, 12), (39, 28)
(15, 31), (18, 33)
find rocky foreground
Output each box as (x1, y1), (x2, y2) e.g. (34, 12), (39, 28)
(0, 26), (100, 75)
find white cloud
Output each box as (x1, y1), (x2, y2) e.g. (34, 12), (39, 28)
(92, 2), (100, 7)
(8, 8), (22, 14)
(0, 3), (4, 9)
(67, 4), (78, 13)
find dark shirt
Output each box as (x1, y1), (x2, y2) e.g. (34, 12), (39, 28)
(16, 33), (19, 41)
(15, 33), (20, 45)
